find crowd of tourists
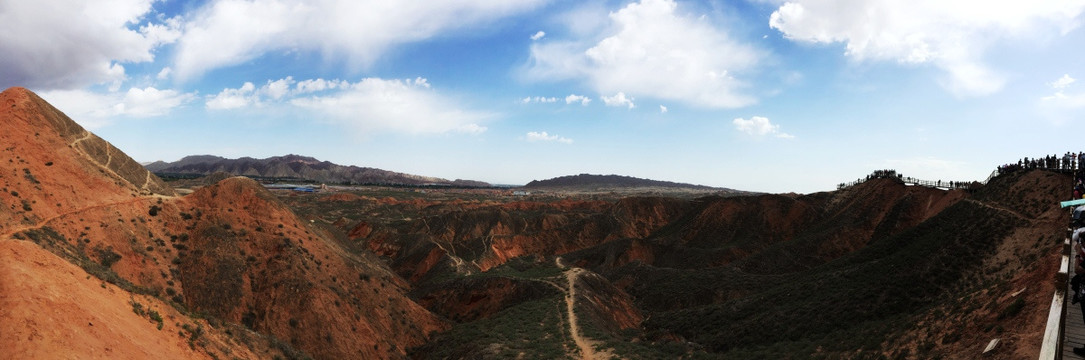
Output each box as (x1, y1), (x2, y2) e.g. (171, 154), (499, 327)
(999, 152), (1085, 174)
(837, 169), (972, 190)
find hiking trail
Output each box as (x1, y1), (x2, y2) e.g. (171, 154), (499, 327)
(555, 257), (605, 360)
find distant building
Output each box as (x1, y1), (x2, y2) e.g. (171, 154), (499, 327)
(512, 190), (530, 196)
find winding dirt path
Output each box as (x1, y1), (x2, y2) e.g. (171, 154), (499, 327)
(555, 257), (604, 360)
(0, 196), (162, 240)
(964, 198), (1031, 220)
(564, 268), (601, 360)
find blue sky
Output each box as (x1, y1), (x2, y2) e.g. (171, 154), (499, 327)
(3, 0), (1085, 193)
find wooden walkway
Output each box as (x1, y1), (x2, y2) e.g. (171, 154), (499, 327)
(1066, 255), (1085, 359)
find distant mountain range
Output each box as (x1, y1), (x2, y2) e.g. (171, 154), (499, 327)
(524, 173), (733, 192)
(144, 154), (491, 187)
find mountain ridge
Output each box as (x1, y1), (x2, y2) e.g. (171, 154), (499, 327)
(524, 173), (741, 193)
(146, 154), (491, 187)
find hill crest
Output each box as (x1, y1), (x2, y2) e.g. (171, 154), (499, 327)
(146, 154), (491, 187)
(524, 173), (732, 192)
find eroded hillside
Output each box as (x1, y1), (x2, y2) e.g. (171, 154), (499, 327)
(284, 169), (1064, 359)
(0, 87), (446, 359)
(1, 85), (1065, 359)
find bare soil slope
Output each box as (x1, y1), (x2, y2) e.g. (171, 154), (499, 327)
(0, 87), (446, 359)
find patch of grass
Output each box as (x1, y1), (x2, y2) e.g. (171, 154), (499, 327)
(93, 244), (122, 268)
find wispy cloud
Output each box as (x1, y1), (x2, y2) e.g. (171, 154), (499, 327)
(288, 77), (490, 135)
(525, 131), (573, 144)
(173, 0), (547, 81)
(733, 116), (794, 139)
(39, 86), (196, 128)
(521, 96), (558, 104)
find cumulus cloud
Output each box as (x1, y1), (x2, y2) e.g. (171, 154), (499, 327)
(38, 87), (195, 128)
(173, 0), (547, 80)
(565, 94), (592, 106)
(206, 82), (257, 110)
(525, 131), (573, 144)
(733, 116), (794, 139)
(521, 96), (558, 104)
(0, 0), (180, 90)
(769, 0), (1085, 97)
(602, 92), (635, 109)
(286, 77), (493, 135)
(207, 76), (362, 110)
(531, 31), (546, 40)
(525, 0), (762, 108)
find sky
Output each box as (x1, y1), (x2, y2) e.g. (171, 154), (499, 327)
(2, 0), (1085, 193)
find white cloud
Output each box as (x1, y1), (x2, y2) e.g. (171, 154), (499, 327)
(173, 0), (547, 80)
(525, 131), (573, 144)
(296, 78), (350, 93)
(565, 94), (592, 106)
(156, 67), (173, 80)
(1041, 74), (1085, 110)
(659, 105), (668, 113)
(139, 16), (183, 46)
(207, 76), (353, 109)
(290, 77), (493, 135)
(0, 0), (179, 90)
(119, 87), (196, 117)
(263, 77), (295, 100)
(531, 31), (546, 40)
(733, 116), (794, 139)
(602, 92), (635, 109)
(769, 0), (1085, 97)
(521, 96), (558, 104)
(1052, 74), (1077, 89)
(206, 82), (257, 110)
(525, 0), (762, 108)
(38, 87), (195, 128)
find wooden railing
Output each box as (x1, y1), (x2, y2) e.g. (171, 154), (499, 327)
(837, 175), (977, 190)
(1038, 236), (1069, 359)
